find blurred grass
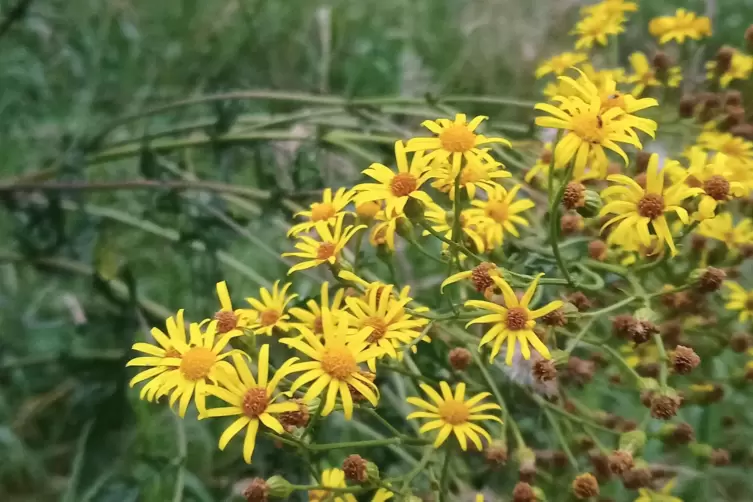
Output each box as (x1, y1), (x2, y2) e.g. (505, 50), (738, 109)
(2, 0), (753, 501)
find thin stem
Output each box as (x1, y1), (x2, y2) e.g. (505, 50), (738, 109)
(653, 332), (670, 389)
(400, 447), (434, 492)
(307, 437), (414, 451)
(357, 407), (406, 439)
(579, 296), (637, 318)
(420, 221), (484, 263)
(533, 395), (619, 435)
(600, 344), (643, 383)
(542, 408), (578, 469)
(565, 318), (596, 354)
(438, 447), (452, 502)
(549, 159), (577, 287)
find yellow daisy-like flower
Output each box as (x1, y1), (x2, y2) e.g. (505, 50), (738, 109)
(678, 148), (747, 220)
(283, 214), (366, 275)
(308, 468), (357, 502)
(338, 269), (431, 317)
(696, 131), (753, 163)
(407, 382), (502, 450)
(441, 261), (502, 297)
(571, 12), (625, 50)
(697, 212), (753, 250)
(430, 156), (510, 200)
(282, 307), (382, 419)
(287, 188), (354, 237)
(626, 52), (682, 96)
(599, 154), (702, 256)
(213, 281), (255, 336)
(464, 184), (534, 249)
(344, 284), (429, 370)
(535, 51), (589, 78)
(649, 9), (711, 45)
(423, 203), (486, 253)
(635, 478), (682, 502)
(465, 274), (562, 364)
(127, 310), (188, 401)
(127, 320), (240, 417)
(369, 209), (405, 250)
(404, 113), (511, 171)
(202, 345), (298, 463)
(352, 140), (434, 216)
(288, 281), (346, 336)
(245, 281), (297, 336)
(535, 76), (650, 175)
(724, 282), (753, 323)
(706, 49), (753, 88)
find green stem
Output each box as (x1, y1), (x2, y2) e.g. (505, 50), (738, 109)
(533, 395), (618, 435)
(565, 318), (596, 354)
(542, 408), (578, 469)
(307, 437), (418, 451)
(600, 344), (643, 383)
(400, 447), (434, 492)
(549, 159), (577, 288)
(420, 221), (484, 263)
(653, 332), (669, 389)
(438, 447), (452, 502)
(579, 296), (637, 318)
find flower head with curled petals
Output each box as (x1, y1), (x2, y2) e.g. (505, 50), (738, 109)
(626, 52), (682, 96)
(571, 11), (625, 50)
(288, 281), (347, 336)
(282, 306), (383, 420)
(404, 114), (511, 172)
(213, 281), (255, 336)
(352, 141), (434, 216)
(430, 156), (511, 200)
(706, 49), (753, 88)
(201, 344), (299, 463)
(600, 154), (702, 256)
(308, 468), (357, 502)
(464, 184), (535, 249)
(423, 203), (487, 254)
(245, 281), (298, 336)
(287, 188), (354, 237)
(536, 52), (589, 78)
(407, 382), (501, 450)
(127, 320), (241, 417)
(649, 9), (711, 45)
(369, 209), (404, 251)
(635, 477), (683, 502)
(283, 214), (365, 275)
(465, 274), (562, 365)
(697, 212), (753, 251)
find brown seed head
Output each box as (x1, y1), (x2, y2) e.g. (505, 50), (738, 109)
(710, 448), (731, 466)
(730, 332), (751, 353)
(640, 390), (654, 408)
(629, 320), (658, 345)
(485, 442), (509, 466)
(619, 419), (638, 432)
(716, 46), (735, 73)
(612, 315), (637, 339)
(724, 105), (746, 128)
(572, 473), (600, 499)
(635, 151), (652, 173)
(449, 347), (472, 371)
(608, 450), (634, 475)
(621, 468), (652, 490)
(652, 51), (672, 71)
(506, 307), (529, 330)
(563, 182), (586, 209)
(637, 193), (665, 219)
(560, 213), (583, 235)
(698, 267), (726, 293)
(518, 464), (537, 483)
(703, 176), (731, 201)
(243, 478), (270, 502)
(568, 292), (592, 312)
(214, 310), (238, 334)
(541, 308), (567, 327)
(348, 371), (376, 402)
(512, 482), (536, 502)
(691, 234), (707, 251)
(725, 90), (743, 107)
(740, 243), (753, 258)
(679, 94), (697, 118)
(589, 450), (612, 479)
(671, 345), (700, 374)
(671, 422), (695, 444)
(650, 393), (682, 420)
(588, 240), (608, 261)
(533, 359), (558, 382)
(660, 321), (682, 346)
(471, 262), (498, 292)
(342, 454), (368, 483)
(278, 399), (310, 432)
(566, 357), (596, 385)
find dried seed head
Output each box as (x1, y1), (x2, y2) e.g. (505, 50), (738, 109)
(541, 308), (567, 327)
(619, 419), (638, 432)
(636, 362), (660, 378)
(566, 357), (595, 385)
(572, 473), (600, 499)
(629, 320), (658, 345)
(588, 240), (608, 261)
(716, 46), (735, 73)
(724, 105), (746, 128)
(342, 455), (368, 483)
(449, 347), (472, 371)
(568, 292), (592, 312)
(640, 390), (654, 408)
(243, 478), (270, 502)
(347, 371), (376, 402)
(533, 359), (558, 382)
(671, 422), (695, 444)
(621, 468), (652, 490)
(650, 393), (682, 420)
(710, 449), (731, 466)
(697, 267), (726, 293)
(729, 332), (751, 353)
(608, 450), (634, 475)
(512, 482), (536, 502)
(471, 262), (498, 293)
(560, 213), (583, 234)
(612, 315), (637, 339)
(671, 345), (700, 374)
(635, 151), (652, 173)
(660, 321), (682, 346)
(589, 451), (612, 480)
(214, 310), (239, 334)
(563, 182), (586, 209)
(278, 399), (310, 432)
(740, 243), (753, 258)
(679, 94), (697, 118)
(691, 234), (707, 251)
(652, 51), (671, 70)
(486, 441), (509, 466)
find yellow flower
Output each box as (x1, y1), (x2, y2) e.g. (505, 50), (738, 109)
(287, 188), (354, 237)
(352, 140), (434, 215)
(372, 488), (394, 502)
(535, 74), (650, 175)
(283, 214), (365, 275)
(649, 9), (711, 44)
(680, 148), (747, 220)
(407, 382), (502, 450)
(600, 154), (701, 256)
(282, 307), (382, 419)
(245, 281), (297, 336)
(202, 345), (299, 463)
(464, 184), (534, 249)
(708, 51), (753, 88)
(344, 284), (429, 370)
(696, 131), (753, 165)
(338, 271), (430, 316)
(430, 156), (510, 200)
(697, 212), (753, 249)
(424, 203), (486, 253)
(288, 281), (346, 336)
(309, 468), (357, 502)
(370, 209), (404, 250)
(127, 320), (240, 417)
(465, 274), (562, 364)
(535, 52), (589, 78)
(571, 12), (625, 50)
(626, 52), (681, 96)
(441, 262), (501, 296)
(127, 310), (188, 401)
(213, 281), (255, 336)
(525, 143), (554, 183)
(635, 478), (683, 502)
(404, 114), (511, 171)
(724, 282), (753, 323)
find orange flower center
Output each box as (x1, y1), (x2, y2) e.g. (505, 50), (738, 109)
(310, 202), (336, 222)
(214, 310), (238, 333)
(321, 344), (358, 379)
(570, 113), (605, 144)
(242, 387), (269, 418)
(460, 164), (485, 184)
(316, 242), (337, 260)
(505, 307), (529, 330)
(364, 316), (389, 342)
(180, 347), (215, 381)
(485, 201), (509, 223)
(390, 173), (418, 196)
(438, 398), (470, 425)
(703, 175), (730, 201)
(260, 309), (280, 327)
(439, 124), (477, 153)
(637, 193), (665, 219)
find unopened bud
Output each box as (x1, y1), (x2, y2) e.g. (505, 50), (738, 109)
(486, 441), (509, 466)
(578, 189), (603, 218)
(449, 347), (472, 370)
(265, 476), (293, 499)
(403, 197), (425, 223)
(588, 240), (608, 261)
